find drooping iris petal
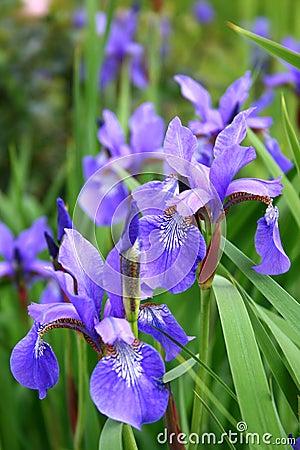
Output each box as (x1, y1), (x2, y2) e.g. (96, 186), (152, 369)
(264, 135), (293, 173)
(139, 211), (206, 293)
(218, 71), (252, 125)
(253, 205), (290, 275)
(138, 303), (193, 361)
(10, 324), (59, 400)
(90, 340), (169, 429)
(129, 102), (164, 153)
(264, 72), (295, 89)
(225, 177), (283, 199)
(210, 144), (256, 202)
(95, 317), (135, 345)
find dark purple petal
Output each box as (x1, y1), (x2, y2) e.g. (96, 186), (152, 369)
(0, 222), (14, 260)
(139, 212), (206, 293)
(129, 103), (164, 153)
(264, 135), (293, 173)
(95, 317), (134, 345)
(226, 177), (283, 198)
(90, 340), (168, 429)
(253, 205), (290, 275)
(218, 71), (252, 125)
(214, 108), (255, 157)
(292, 436), (300, 450)
(57, 198), (73, 243)
(58, 229), (104, 315)
(10, 324), (59, 399)
(210, 144), (256, 202)
(138, 303), (192, 361)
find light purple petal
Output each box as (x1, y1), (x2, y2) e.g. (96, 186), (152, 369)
(119, 199), (140, 254)
(0, 222), (14, 260)
(219, 71), (252, 125)
(97, 110), (125, 157)
(226, 177), (283, 198)
(214, 108), (255, 157)
(253, 205), (290, 275)
(95, 317), (134, 345)
(139, 212), (206, 293)
(210, 144), (256, 202)
(193, 1), (215, 24)
(90, 340), (168, 429)
(102, 247), (124, 318)
(130, 55), (148, 89)
(138, 303), (192, 361)
(246, 116), (273, 130)
(0, 261), (13, 277)
(129, 103), (164, 153)
(167, 187), (214, 216)
(17, 217), (50, 264)
(10, 324), (59, 399)
(264, 72), (295, 88)
(264, 135), (293, 173)
(28, 301), (80, 323)
(132, 178), (179, 216)
(174, 74), (213, 119)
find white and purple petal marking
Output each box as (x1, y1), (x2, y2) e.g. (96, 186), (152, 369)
(90, 340), (169, 429)
(139, 207), (206, 293)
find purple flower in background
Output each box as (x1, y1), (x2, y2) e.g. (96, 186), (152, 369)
(264, 37), (300, 95)
(193, 1), (215, 24)
(250, 16), (271, 72)
(10, 227), (170, 429)
(79, 102), (165, 226)
(45, 197), (73, 263)
(175, 71), (293, 172)
(0, 217), (52, 284)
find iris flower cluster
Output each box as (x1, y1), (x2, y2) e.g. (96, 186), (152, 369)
(9, 73), (291, 430)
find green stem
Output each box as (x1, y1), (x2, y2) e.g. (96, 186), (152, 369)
(189, 286), (212, 450)
(122, 424), (138, 450)
(74, 334), (88, 450)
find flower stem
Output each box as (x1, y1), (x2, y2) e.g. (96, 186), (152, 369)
(189, 286), (212, 449)
(122, 424), (138, 450)
(74, 334), (88, 450)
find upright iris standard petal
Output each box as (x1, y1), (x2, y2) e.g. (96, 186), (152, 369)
(56, 197), (73, 243)
(95, 317), (135, 345)
(90, 340), (169, 429)
(129, 102), (165, 153)
(139, 209), (206, 293)
(253, 205), (291, 275)
(97, 110), (127, 157)
(218, 71), (252, 125)
(138, 303), (192, 361)
(10, 324), (59, 400)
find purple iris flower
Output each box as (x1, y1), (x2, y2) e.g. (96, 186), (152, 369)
(79, 102), (165, 226)
(193, 1), (215, 24)
(0, 217), (52, 284)
(45, 197), (73, 262)
(174, 71), (293, 172)
(264, 37), (300, 95)
(134, 112), (290, 281)
(291, 435), (300, 450)
(10, 227), (170, 429)
(250, 16), (271, 72)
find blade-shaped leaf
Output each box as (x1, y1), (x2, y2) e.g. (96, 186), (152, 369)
(223, 238), (300, 340)
(213, 275), (286, 449)
(99, 419), (123, 450)
(228, 22), (300, 70)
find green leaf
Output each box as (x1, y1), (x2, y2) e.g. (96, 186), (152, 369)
(223, 239), (300, 340)
(228, 22), (300, 70)
(281, 94), (300, 179)
(213, 275), (286, 449)
(247, 127), (300, 229)
(99, 419), (123, 450)
(164, 356), (196, 383)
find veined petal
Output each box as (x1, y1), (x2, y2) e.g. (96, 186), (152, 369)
(95, 317), (135, 345)
(0, 222), (14, 260)
(210, 144), (256, 202)
(226, 177), (283, 198)
(138, 303), (192, 361)
(90, 340), (169, 429)
(132, 178), (179, 216)
(28, 301), (80, 323)
(10, 324), (59, 399)
(253, 205), (290, 275)
(139, 211), (206, 293)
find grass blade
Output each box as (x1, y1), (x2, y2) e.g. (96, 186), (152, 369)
(99, 419), (123, 450)
(281, 94), (300, 179)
